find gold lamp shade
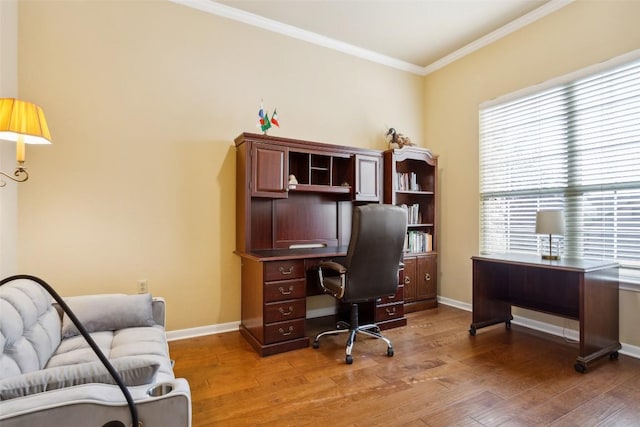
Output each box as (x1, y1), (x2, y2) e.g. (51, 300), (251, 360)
(0, 98), (52, 186)
(0, 98), (52, 145)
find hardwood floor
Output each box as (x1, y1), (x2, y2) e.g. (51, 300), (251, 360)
(168, 305), (640, 426)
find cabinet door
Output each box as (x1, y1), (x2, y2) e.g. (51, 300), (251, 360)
(252, 144), (288, 198)
(403, 257), (417, 302)
(354, 154), (380, 202)
(416, 254), (437, 299)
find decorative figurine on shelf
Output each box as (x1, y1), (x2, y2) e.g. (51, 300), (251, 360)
(386, 127), (414, 149)
(256, 100), (280, 135)
(288, 174), (298, 189)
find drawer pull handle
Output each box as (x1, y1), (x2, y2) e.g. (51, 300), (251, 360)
(278, 266), (294, 275)
(279, 306), (294, 316)
(279, 285), (294, 295)
(425, 273), (431, 281)
(404, 276), (411, 285)
(279, 326), (294, 336)
(386, 307), (396, 316)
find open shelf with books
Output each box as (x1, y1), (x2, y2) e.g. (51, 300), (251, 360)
(384, 146), (438, 312)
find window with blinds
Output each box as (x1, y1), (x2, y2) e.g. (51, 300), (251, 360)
(479, 55), (640, 273)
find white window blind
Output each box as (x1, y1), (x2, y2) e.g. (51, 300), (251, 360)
(480, 55), (640, 271)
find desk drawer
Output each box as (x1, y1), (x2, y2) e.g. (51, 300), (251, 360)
(264, 299), (306, 323)
(264, 318), (305, 344)
(264, 279), (306, 302)
(379, 285), (403, 305)
(376, 302), (404, 322)
(264, 260), (305, 281)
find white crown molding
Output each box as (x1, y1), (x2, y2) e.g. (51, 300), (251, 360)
(169, 0), (425, 75)
(170, 0), (573, 76)
(423, 0), (574, 75)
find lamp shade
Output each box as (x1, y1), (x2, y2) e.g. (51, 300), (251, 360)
(535, 209), (565, 235)
(0, 98), (52, 145)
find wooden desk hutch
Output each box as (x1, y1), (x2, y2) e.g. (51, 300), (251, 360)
(235, 133), (437, 356)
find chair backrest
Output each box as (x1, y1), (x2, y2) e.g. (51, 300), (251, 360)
(343, 204), (408, 302)
(0, 279), (62, 379)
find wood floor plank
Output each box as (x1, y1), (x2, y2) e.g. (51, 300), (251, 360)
(169, 305), (640, 426)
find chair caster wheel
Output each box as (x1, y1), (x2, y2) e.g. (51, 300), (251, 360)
(610, 351), (619, 360)
(312, 341), (319, 349)
(346, 355), (353, 364)
(387, 347), (394, 357)
(574, 363), (586, 373)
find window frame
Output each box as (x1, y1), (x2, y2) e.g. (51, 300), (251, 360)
(479, 49), (640, 290)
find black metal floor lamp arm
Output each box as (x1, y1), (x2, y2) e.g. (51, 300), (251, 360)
(0, 274), (139, 427)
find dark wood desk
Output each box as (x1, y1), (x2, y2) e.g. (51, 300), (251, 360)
(238, 247), (406, 356)
(470, 254), (620, 373)
(235, 133), (408, 356)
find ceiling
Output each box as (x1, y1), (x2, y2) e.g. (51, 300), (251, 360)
(175, 0), (573, 75)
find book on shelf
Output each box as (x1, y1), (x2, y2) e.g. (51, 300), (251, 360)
(396, 172), (420, 191)
(404, 231), (432, 253)
(399, 203), (421, 225)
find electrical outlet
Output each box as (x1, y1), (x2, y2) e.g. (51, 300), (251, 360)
(137, 280), (148, 294)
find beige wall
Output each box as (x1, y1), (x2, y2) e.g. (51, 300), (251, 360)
(14, 0), (423, 330)
(0, 0), (18, 278)
(424, 0), (640, 346)
(11, 0), (640, 347)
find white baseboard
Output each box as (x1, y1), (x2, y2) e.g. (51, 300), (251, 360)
(166, 321), (240, 342)
(166, 306), (335, 342)
(437, 296), (471, 312)
(166, 297), (640, 360)
(437, 296), (640, 360)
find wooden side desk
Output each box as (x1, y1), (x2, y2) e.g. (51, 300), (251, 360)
(470, 254), (620, 373)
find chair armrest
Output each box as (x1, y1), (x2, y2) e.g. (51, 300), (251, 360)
(0, 379), (191, 427)
(318, 261), (347, 274)
(317, 261), (347, 299)
(152, 297), (166, 327)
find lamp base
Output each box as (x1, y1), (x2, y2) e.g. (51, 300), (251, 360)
(542, 254), (561, 261)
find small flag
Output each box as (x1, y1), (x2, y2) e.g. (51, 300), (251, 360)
(271, 108), (280, 127)
(257, 101), (265, 129)
(261, 112), (272, 133)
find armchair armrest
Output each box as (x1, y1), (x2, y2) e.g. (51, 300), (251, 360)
(318, 261), (347, 274)
(317, 261), (347, 299)
(152, 297), (166, 327)
(0, 379), (191, 427)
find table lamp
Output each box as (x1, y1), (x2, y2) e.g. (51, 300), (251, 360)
(536, 209), (565, 260)
(0, 98), (52, 187)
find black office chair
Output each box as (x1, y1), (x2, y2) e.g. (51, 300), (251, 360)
(312, 204), (408, 364)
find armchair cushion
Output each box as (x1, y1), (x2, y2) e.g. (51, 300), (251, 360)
(61, 293), (155, 338)
(0, 356), (160, 400)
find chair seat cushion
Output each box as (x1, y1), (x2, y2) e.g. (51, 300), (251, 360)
(0, 356), (160, 400)
(47, 326), (174, 381)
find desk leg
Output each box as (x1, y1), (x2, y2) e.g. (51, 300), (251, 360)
(470, 260), (513, 335)
(575, 266), (621, 373)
